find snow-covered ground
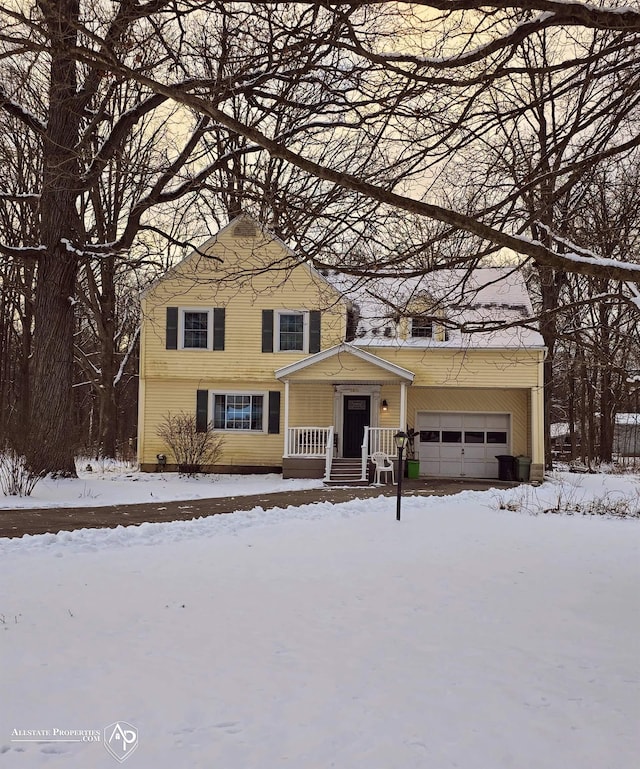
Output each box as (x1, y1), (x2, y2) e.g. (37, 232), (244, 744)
(1, 472), (639, 768)
(0, 460), (325, 509)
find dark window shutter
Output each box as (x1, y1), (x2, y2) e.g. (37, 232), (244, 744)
(196, 390), (209, 433)
(166, 307), (178, 349)
(268, 391), (280, 434)
(309, 310), (321, 353)
(262, 309), (274, 352)
(213, 308), (225, 351)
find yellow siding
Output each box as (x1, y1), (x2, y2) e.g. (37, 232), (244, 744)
(288, 384), (334, 425)
(138, 219), (546, 471)
(284, 352), (406, 383)
(379, 384), (401, 429)
(141, 226), (347, 382)
(364, 347), (542, 388)
(407, 388), (530, 456)
(141, 379), (285, 466)
(139, 222), (348, 467)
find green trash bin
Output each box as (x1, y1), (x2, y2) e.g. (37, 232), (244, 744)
(406, 459), (420, 479)
(515, 456), (532, 482)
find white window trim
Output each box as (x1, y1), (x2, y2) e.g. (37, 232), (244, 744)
(179, 308), (213, 350)
(210, 390), (268, 433)
(275, 309), (309, 353)
(410, 317), (450, 341)
(410, 317), (435, 338)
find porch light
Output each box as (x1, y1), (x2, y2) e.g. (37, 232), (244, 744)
(393, 431), (407, 521)
(381, 399), (389, 412)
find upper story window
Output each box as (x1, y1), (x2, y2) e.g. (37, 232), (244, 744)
(165, 307), (225, 351)
(410, 316), (450, 342)
(182, 310), (210, 349)
(277, 311), (306, 351)
(262, 309), (321, 353)
(411, 316), (434, 338)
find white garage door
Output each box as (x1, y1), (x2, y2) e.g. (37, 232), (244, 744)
(416, 412), (510, 479)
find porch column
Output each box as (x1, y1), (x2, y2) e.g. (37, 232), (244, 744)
(531, 384), (544, 467)
(283, 379), (290, 458)
(400, 381), (407, 431)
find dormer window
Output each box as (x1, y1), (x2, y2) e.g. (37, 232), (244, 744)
(411, 316), (433, 338)
(410, 316), (450, 341)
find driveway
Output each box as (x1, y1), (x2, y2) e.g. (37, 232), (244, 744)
(0, 478), (514, 539)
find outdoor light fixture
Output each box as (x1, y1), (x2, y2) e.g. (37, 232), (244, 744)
(393, 430), (407, 521)
(381, 399), (389, 412)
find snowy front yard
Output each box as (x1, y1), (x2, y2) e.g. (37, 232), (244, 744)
(1, 474), (639, 768)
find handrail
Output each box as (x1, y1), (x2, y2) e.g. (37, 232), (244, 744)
(324, 426), (334, 481)
(361, 426), (369, 480)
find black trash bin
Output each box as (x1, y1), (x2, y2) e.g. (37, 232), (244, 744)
(495, 454), (516, 482)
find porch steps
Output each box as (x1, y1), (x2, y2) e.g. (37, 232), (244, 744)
(326, 458), (368, 486)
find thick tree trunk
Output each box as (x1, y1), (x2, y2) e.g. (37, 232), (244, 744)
(26, 0), (82, 475)
(537, 266), (563, 470)
(97, 259), (118, 458)
(98, 344), (118, 459)
(27, 252), (78, 475)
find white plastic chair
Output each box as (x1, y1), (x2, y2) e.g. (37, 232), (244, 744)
(371, 451), (395, 484)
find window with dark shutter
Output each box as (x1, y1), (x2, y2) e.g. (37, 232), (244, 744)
(262, 310), (274, 352)
(309, 310), (321, 353)
(196, 390), (209, 432)
(268, 391), (280, 434)
(166, 307), (178, 349)
(213, 308), (225, 351)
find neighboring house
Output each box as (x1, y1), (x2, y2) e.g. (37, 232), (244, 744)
(550, 422), (572, 456)
(613, 413), (640, 457)
(138, 215), (546, 482)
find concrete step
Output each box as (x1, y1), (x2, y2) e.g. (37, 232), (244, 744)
(327, 458), (368, 485)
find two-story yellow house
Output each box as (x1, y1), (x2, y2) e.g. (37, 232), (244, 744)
(138, 215), (545, 482)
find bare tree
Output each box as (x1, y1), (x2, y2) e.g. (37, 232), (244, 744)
(3, 0), (640, 475)
(90, 1), (640, 281)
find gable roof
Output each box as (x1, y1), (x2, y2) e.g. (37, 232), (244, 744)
(141, 214), (348, 304)
(142, 217), (544, 351)
(275, 343), (415, 382)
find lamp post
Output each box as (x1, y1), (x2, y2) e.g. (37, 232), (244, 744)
(394, 430), (407, 521)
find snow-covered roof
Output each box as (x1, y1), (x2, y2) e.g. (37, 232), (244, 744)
(326, 267), (545, 350)
(615, 413), (640, 426)
(550, 422), (570, 439)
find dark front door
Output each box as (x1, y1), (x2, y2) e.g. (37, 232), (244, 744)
(343, 396), (371, 457)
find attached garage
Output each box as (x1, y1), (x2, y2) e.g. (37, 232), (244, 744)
(416, 412), (510, 479)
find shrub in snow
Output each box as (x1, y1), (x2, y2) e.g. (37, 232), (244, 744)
(156, 412), (225, 475)
(492, 474), (640, 518)
(0, 449), (42, 497)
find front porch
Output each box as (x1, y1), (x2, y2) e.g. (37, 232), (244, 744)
(276, 343), (416, 482)
(282, 426), (404, 482)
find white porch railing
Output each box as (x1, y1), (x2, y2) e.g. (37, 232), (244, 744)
(286, 427), (334, 457)
(361, 427), (400, 480)
(366, 427), (400, 457)
(287, 426), (399, 482)
(285, 426), (335, 481)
